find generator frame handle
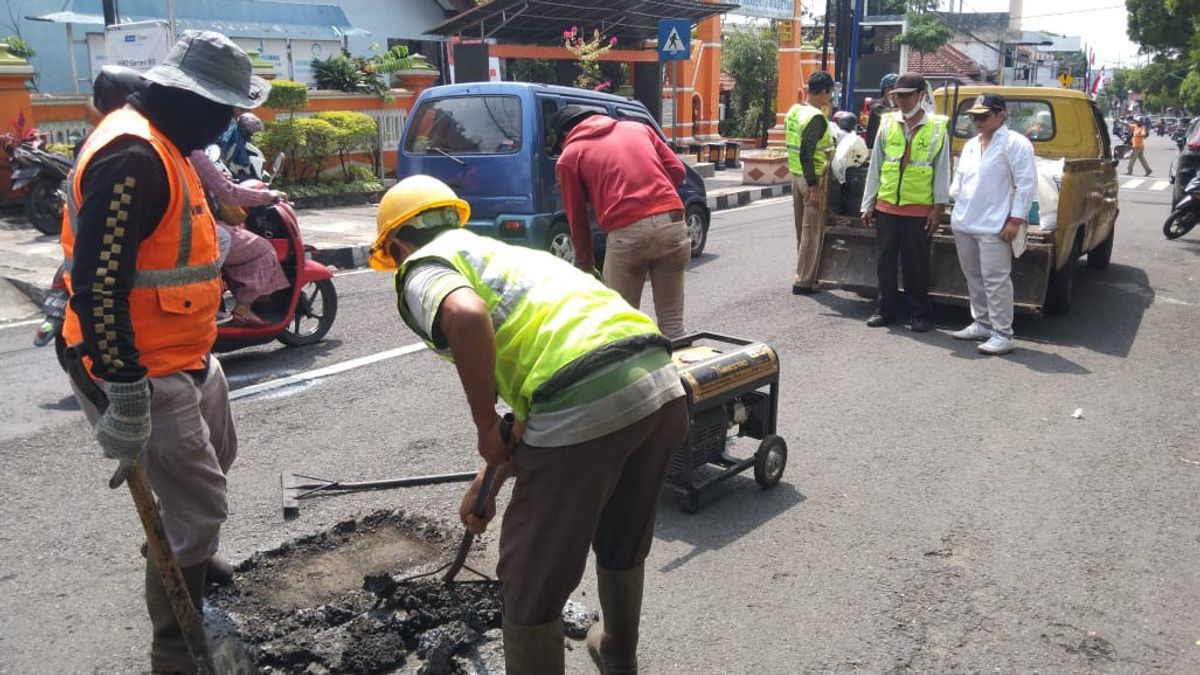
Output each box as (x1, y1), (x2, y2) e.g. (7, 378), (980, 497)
(670, 331), (757, 351)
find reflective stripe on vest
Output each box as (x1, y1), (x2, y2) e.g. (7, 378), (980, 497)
(785, 103), (834, 177)
(60, 107), (221, 378)
(395, 229), (662, 421)
(877, 113), (948, 206)
(63, 151), (214, 289)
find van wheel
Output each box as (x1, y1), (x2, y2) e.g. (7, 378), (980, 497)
(1087, 228), (1114, 269)
(686, 204), (709, 257)
(1045, 237), (1081, 316)
(546, 221), (576, 264)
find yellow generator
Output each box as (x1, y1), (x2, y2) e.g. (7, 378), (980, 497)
(670, 333), (787, 513)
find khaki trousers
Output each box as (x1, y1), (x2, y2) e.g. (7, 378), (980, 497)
(603, 211), (690, 339)
(496, 397), (688, 626)
(790, 173), (826, 288)
(73, 356), (238, 566)
(1125, 146), (1152, 175)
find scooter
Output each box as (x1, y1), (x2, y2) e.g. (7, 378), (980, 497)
(1163, 173), (1200, 240)
(32, 262), (70, 370)
(37, 153), (338, 369)
(212, 152), (338, 352)
(4, 132), (72, 235)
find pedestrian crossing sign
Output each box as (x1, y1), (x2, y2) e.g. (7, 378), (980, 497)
(658, 19), (691, 61)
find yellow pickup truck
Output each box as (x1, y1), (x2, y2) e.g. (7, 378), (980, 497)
(817, 86), (1119, 315)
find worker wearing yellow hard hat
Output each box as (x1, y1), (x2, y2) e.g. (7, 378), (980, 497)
(374, 174), (688, 674)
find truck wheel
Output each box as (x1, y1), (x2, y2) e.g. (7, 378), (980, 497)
(1087, 228), (1114, 269)
(546, 221), (576, 264)
(1044, 239), (1080, 316)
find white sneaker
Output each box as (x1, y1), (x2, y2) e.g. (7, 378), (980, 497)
(950, 322), (992, 341)
(978, 334), (1014, 355)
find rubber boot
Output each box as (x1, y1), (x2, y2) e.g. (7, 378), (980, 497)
(146, 558), (208, 675)
(206, 554), (235, 587)
(502, 615), (564, 675)
(586, 564), (644, 675)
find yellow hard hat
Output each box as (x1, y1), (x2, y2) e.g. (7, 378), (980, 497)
(369, 175), (470, 271)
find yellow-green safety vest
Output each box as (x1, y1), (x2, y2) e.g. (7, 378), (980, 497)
(876, 112), (948, 206)
(785, 103), (834, 177)
(396, 229), (662, 421)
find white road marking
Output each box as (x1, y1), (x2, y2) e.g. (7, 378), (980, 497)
(334, 268), (376, 278)
(229, 342), (427, 400)
(1123, 178), (1145, 190)
(0, 317), (44, 330)
(1151, 180), (1170, 191)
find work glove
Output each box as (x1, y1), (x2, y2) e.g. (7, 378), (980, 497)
(95, 378), (152, 469)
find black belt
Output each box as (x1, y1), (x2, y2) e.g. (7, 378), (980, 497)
(531, 333), (672, 405)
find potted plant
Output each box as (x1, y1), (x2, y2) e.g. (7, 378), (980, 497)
(740, 148), (790, 185)
(369, 44), (438, 90)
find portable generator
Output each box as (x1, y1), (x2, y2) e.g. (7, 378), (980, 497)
(668, 332), (787, 513)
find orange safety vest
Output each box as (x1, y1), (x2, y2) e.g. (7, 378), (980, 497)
(61, 107), (221, 378)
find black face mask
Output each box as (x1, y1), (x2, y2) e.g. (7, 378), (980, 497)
(135, 84), (234, 154)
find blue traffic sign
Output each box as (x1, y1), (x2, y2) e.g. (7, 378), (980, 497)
(658, 19), (691, 61)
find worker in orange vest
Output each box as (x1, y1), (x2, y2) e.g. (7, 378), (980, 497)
(1125, 116), (1152, 176)
(61, 31), (268, 673)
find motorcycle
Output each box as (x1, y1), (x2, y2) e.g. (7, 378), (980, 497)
(32, 262), (70, 370)
(1163, 173), (1200, 239)
(37, 150), (338, 368)
(4, 133), (72, 235)
(210, 150), (338, 352)
(1173, 126), (1188, 152)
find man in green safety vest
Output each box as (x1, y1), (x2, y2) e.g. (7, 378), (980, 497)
(785, 71), (836, 294)
(860, 72), (951, 332)
(369, 175), (688, 674)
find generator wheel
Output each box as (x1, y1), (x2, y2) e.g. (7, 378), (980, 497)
(753, 434), (787, 489)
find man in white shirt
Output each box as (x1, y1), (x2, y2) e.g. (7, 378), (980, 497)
(948, 93), (1038, 355)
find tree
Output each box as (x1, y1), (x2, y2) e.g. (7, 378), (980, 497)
(1126, 0), (1198, 56)
(721, 23), (778, 141)
(1179, 71), (1200, 114)
(894, 11), (955, 69)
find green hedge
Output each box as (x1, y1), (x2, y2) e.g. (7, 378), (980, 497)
(313, 111), (377, 181)
(282, 179), (383, 199)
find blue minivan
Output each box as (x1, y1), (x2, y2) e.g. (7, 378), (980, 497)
(395, 82), (711, 262)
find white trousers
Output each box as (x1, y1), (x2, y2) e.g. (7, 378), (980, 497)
(952, 229), (1014, 337)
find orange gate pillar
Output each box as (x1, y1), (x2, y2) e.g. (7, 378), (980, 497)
(768, 2), (822, 147)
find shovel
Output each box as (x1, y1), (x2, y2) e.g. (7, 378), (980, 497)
(65, 347), (254, 675)
(394, 413), (514, 586)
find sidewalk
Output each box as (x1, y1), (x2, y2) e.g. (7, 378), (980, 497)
(0, 172), (791, 321)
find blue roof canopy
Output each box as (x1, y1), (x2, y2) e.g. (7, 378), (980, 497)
(30, 0), (370, 40)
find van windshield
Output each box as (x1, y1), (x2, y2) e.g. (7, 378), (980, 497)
(405, 96), (522, 155)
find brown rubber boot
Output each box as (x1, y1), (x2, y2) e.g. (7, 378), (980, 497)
(145, 558), (208, 674)
(502, 615), (564, 674)
(586, 564), (644, 675)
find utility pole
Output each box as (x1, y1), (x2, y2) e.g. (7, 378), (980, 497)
(102, 0), (119, 27)
(846, 0), (865, 115)
(822, 0), (833, 70)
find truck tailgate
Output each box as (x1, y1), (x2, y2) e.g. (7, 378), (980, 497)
(818, 222), (1054, 314)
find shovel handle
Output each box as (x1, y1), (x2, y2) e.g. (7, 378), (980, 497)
(128, 464), (218, 675)
(469, 413), (514, 518)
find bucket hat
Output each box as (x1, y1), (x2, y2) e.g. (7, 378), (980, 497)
(143, 31), (270, 109)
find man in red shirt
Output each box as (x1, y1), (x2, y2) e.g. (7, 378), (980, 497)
(554, 106), (689, 338)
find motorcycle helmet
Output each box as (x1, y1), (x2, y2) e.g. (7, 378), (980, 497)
(370, 175), (470, 271)
(92, 65), (147, 115)
(237, 112), (265, 136)
(833, 110), (857, 132)
(879, 73), (899, 94)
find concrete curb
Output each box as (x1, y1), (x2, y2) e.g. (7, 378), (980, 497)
(0, 183), (796, 311)
(314, 182), (796, 273)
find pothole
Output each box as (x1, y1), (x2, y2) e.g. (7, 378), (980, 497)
(209, 509), (596, 674)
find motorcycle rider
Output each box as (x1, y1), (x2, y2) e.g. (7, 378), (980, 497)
(61, 31), (267, 673)
(370, 175), (688, 674)
(218, 112), (265, 180)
